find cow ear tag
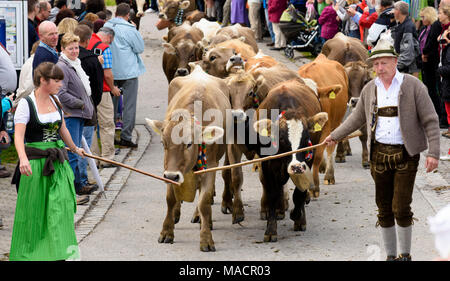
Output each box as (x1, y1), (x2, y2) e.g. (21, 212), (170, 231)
(329, 91), (336, 99)
(314, 123), (322, 132)
(261, 128), (269, 137)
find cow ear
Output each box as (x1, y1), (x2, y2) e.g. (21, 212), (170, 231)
(202, 126), (224, 144)
(158, 0), (165, 9)
(145, 118), (164, 135)
(163, 43), (176, 55)
(253, 119), (272, 137)
(317, 84), (342, 100)
(162, 35), (168, 42)
(179, 0), (191, 9)
(307, 112), (328, 133)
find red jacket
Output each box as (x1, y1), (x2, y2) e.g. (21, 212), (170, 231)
(358, 0), (378, 43)
(87, 33), (111, 92)
(268, 0), (288, 24)
(318, 5), (339, 40)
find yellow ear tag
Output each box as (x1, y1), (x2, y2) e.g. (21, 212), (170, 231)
(261, 128), (269, 137)
(314, 123), (322, 132)
(329, 91), (336, 99)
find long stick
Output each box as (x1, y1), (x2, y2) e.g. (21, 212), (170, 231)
(194, 131), (363, 175)
(65, 148), (181, 186)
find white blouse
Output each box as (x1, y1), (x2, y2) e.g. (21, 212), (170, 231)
(14, 92), (63, 125)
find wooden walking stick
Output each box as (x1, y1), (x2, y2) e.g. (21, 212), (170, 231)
(194, 131), (363, 175)
(65, 148), (181, 186)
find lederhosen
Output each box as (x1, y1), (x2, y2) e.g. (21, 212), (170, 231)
(11, 96), (68, 192)
(369, 88), (420, 228)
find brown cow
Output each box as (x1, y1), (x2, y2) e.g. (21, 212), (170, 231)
(298, 54), (349, 198)
(212, 24), (259, 53)
(248, 79), (329, 241)
(146, 65), (231, 252)
(162, 23), (204, 82)
(321, 32), (370, 66)
(244, 51), (278, 73)
(157, 0), (205, 30)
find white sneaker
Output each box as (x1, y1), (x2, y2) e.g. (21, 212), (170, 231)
(440, 155), (450, 161)
(145, 8), (156, 13)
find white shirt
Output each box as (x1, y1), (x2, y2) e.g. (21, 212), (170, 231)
(374, 70), (404, 145)
(14, 92), (62, 125)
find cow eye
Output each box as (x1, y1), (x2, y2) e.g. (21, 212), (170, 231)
(186, 142), (192, 148)
(248, 91), (253, 97)
(210, 56), (216, 61)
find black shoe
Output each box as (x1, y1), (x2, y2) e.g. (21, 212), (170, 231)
(269, 47), (285, 51)
(266, 42), (275, 47)
(76, 184), (98, 195)
(396, 253), (412, 261)
(76, 195), (90, 205)
(117, 138), (138, 148)
(100, 163), (115, 168)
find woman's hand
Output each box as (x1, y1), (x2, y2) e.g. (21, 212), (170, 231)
(19, 157), (32, 176)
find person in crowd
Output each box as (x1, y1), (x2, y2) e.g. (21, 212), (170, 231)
(290, 0), (307, 14)
(367, 0), (394, 47)
(33, 21), (59, 72)
(49, 0), (67, 22)
(71, 0), (88, 19)
(15, 41), (40, 107)
(54, 8), (76, 26)
(96, 10), (107, 20)
(249, 0), (263, 41)
(0, 42), (16, 178)
(418, 6), (441, 118)
(74, 24), (104, 189)
(222, 0), (232, 26)
(231, 0), (249, 26)
(28, 0), (40, 57)
(56, 17), (79, 52)
(215, 0), (226, 23)
(357, 0), (378, 46)
(206, 0), (217, 20)
(325, 38), (440, 261)
(93, 19), (105, 33)
(318, 0), (340, 41)
(84, 12), (100, 24)
(87, 27), (120, 167)
(336, 0), (361, 39)
(392, 1), (419, 77)
(35, 1), (52, 35)
(438, 6), (450, 139)
(9, 62), (84, 260)
(263, 0), (276, 46)
(56, 33), (96, 199)
(268, 0), (288, 50)
(104, 3), (146, 148)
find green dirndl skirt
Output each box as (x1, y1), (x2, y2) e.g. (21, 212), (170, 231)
(9, 140), (79, 261)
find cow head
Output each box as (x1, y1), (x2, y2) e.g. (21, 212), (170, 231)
(253, 110), (328, 180)
(163, 39), (203, 78)
(158, 0), (190, 21)
(146, 112), (224, 183)
(225, 70), (257, 122)
(344, 61), (372, 108)
(201, 47), (240, 78)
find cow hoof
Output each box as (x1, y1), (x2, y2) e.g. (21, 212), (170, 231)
(324, 178), (335, 185)
(294, 223), (307, 231)
(221, 205), (232, 214)
(232, 215), (244, 224)
(191, 216), (200, 224)
(264, 234), (278, 242)
(158, 235), (174, 244)
(174, 215), (180, 224)
(260, 212), (267, 220)
(362, 162), (370, 169)
(346, 151), (352, 156)
(200, 244), (216, 252)
(313, 191), (320, 198)
(277, 212), (285, 220)
(335, 156), (346, 163)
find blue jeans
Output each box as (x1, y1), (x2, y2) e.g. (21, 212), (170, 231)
(264, 8), (275, 43)
(79, 125), (94, 187)
(65, 117), (84, 192)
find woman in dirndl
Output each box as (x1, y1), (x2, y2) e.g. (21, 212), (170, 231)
(9, 62), (85, 261)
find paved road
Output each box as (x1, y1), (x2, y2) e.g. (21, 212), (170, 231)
(77, 12), (448, 261)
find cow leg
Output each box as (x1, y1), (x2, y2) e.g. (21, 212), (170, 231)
(344, 139), (352, 156)
(335, 141), (347, 163)
(311, 144), (325, 198)
(228, 146), (245, 224)
(221, 153), (233, 214)
(260, 188), (268, 220)
(290, 188), (307, 231)
(360, 127), (370, 169)
(323, 144), (336, 185)
(174, 201), (181, 224)
(264, 187), (282, 242)
(158, 184), (177, 244)
(198, 173), (216, 252)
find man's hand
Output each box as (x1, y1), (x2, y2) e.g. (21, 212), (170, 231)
(98, 55), (104, 65)
(425, 156), (438, 173)
(0, 131), (10, 144)
(111, 86), (121, 97)
(324, 135), (337, 146)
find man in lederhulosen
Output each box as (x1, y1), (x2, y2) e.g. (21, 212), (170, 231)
(324, 38), (440, 261)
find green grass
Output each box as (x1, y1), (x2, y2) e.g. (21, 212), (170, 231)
(105, 0), (116, 6)
(1, 143), (18, 164)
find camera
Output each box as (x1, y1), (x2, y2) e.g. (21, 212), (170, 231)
(119, 87), (124, 95)
(93, 48), (102, 56)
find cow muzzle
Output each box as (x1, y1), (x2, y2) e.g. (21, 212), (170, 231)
(175, 68), (189, 77)
(231, 109), (246, 122)
(288, 161), (308, 174)
(158, 13), (167, 19)
(289, 164), (313, 193)
(163, 171), (184, 184)
(226, 55), (244, 72)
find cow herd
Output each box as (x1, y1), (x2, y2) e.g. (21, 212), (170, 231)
(145, 0), (374, 252)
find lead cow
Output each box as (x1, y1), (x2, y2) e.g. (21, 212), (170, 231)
(146, 66), (231, 252)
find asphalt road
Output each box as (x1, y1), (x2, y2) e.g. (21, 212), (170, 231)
(78, 12), (440, 261)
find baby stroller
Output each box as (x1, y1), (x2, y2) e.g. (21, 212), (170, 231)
(279, 4), (322, 58)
